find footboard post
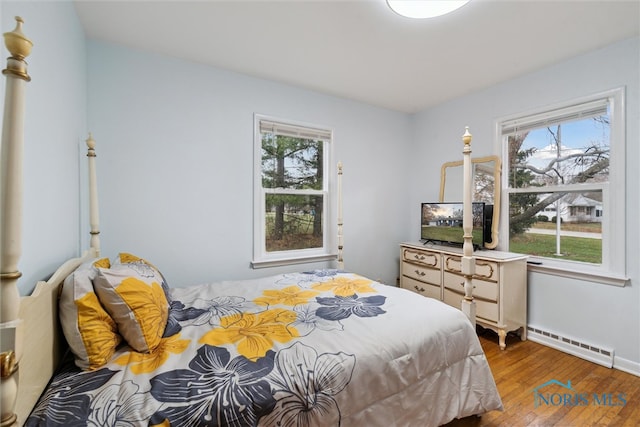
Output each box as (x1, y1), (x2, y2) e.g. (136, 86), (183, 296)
(460, 127), (476, 327)
(337, 161), (344, 270)
(86, 134), (101, 256)
(0, 16), (32, 427)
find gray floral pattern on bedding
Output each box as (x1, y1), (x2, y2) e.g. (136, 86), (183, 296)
(26, 270), (384, 427)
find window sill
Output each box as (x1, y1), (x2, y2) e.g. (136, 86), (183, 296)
(251, 253), (337, 269)
(526, 260), (629, 287)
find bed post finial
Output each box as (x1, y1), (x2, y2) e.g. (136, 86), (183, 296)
(2, 16), (33, 82)
(86, 132), (96, 152)
(86, 133), (101, 256)
(462, 126), (472, 146)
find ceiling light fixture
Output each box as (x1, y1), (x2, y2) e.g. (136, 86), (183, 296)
(387, 0), (471, 19)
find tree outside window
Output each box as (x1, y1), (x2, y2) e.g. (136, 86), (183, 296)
(262, 134), (324, 252)
(253, 116), (333, 267)
(502, 98), (612, 265)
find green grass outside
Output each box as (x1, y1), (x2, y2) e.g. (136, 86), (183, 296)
(510, 233), (601, 263)
(531, 221), (602, 233)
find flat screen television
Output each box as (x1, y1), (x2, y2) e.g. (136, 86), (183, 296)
(420, 202), (487, 249)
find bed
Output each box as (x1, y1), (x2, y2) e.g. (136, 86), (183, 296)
(0, 17), (502, 427)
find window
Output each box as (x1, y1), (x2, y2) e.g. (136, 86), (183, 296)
(252, 115), (335, 268)
(498, 88), (627, 285)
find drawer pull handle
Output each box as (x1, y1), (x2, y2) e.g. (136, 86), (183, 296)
(414, 285), (426, 292)
(414, 270), (425, 277)
(408, 251), (437, 267)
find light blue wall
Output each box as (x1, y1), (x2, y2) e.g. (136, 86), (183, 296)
(86, 41), (411, 288)
(2, 2), (87, 295)
(410, 37), (640, 370)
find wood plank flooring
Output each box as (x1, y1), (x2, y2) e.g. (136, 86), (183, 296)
(445, 329), (640, 427)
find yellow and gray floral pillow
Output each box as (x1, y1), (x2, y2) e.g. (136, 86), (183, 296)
(114, 252), (181, 338)
(59, 258), (122, 370)
(93, 262), (169, 353)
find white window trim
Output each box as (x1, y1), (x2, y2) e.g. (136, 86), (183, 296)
(252, 114), (337, 269)
(495, 88), (628, 286)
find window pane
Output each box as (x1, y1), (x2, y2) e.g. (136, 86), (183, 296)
(261, 134), (323, 190)
(507, 115), (609, 190)
(509, 191), (602, 264)
(265, 194), (323, 252)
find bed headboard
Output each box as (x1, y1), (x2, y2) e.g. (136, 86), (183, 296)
(15, 248), (97, 423)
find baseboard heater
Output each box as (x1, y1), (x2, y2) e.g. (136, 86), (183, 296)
(527, 326), (614, 368)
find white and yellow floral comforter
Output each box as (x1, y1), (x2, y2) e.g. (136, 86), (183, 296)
(27, 270), (502, 426)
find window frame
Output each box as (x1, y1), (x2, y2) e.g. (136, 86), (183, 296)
(496, 88), (628, 286)
(251, 114), (336, 268)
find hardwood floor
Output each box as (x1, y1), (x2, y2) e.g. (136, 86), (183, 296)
(445, 329), (640, 426)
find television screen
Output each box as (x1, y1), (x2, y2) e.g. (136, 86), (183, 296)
(421, 202), (485, 248)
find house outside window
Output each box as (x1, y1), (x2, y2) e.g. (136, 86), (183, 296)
(252, 115), (335, 268)
(498, 88), (626, 285)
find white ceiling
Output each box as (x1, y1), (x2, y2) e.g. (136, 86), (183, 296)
(74, 0), (640, 113)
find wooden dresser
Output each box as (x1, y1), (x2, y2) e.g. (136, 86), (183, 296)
(400, 242), (528, 349)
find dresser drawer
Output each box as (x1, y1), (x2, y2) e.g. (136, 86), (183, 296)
(402, 248), (440, 269)
(401, 276), (441, 300)
(443, 288), (498, 323)
(443, 254), (498, 282)
(402, 261), (441, 286)
(443, 272), (498, 302)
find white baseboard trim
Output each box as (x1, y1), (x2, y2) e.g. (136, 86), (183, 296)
(527, 326), (613, 368)
(613, 356), (640, 377)
(527, 326), (640, 377)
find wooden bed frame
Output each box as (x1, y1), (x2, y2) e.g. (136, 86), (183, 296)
(0, 17), (477, 426)
(1, 17), (34, 427)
